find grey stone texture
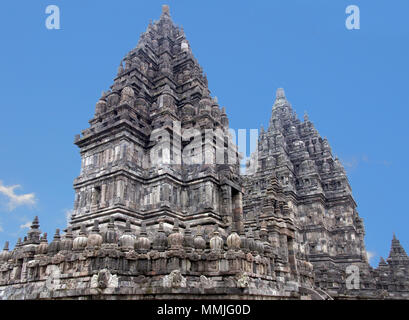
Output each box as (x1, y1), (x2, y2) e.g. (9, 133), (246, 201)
(0, 5), (408, 300)
(244, 87), (409, 299)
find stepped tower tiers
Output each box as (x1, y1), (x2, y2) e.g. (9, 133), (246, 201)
(71, 5), (243, 237)
(1, 5), (409, 300)
(244, 88), (372, 295)
(0, 6), (318, 300)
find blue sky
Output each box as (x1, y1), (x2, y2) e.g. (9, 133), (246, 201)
(0, 0), (408, 266)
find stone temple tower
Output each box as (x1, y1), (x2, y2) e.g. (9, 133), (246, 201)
(71, 5), (243, 237)
(244, 88), (370, 294)
(1, 5), (409, 300)
(0, 5), (317, 300)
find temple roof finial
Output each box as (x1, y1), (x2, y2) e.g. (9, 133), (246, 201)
(276, 88), (286, 99)
(53, 228), (61, 240)
(304, 111), (309, 122)
(162, 4), (170, 17)
(140, 221), (148, 236)
(31, 216), (40, 229)
(378, 256), (387, 266)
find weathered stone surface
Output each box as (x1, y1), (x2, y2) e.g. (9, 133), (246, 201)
(243, 88), (409, 299)
(0, 5), (407, 300)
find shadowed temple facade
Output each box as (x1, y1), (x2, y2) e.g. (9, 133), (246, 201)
(0, 5), (408, 300)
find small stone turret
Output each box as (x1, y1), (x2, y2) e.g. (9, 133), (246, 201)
(73, 224), (88, 251)
(15, 238), (22, 249)
(48, 229), (61, 255)
(27, 216), (41, 244)
(0, 242), (10, 262)
(260, 221), (272, 256)
(119, 220), (136, 251)
(239, 229), (249, 253)
(135, 222), (151, 253)
(227, 229), (241, 251)
(247, 229), (256, 254)
(37, 233), (48, 255)
(87, 220), (103, 249)
(254, 231), (264, 255)
(209, 226), (223, 252)
(60, 227), (73, 252)
(168, 218), (183, 250)
(183, 224), (194, 253)
(193, 226), (206, 252)
(103, 217), (118, 245)
(152, 221), (168, 251)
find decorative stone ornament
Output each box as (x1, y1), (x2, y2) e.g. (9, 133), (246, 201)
(37, 233), (48, 255)
(0, 242), (11, 262)
(193, 226), (206, 252)
(120, 86), (135, 106)
(162, 270), (186, 288)
(183, 224), (194, 252)
(60, 227), (73, 252)
(95, 99), (107, 116)
(209, 227), (224, 252)
(254, 231), (264, 255)
(227, 232), (241, 251)
(73, 224), (88, 251)
(168, 218), (183, 250)
(90, 269), (119, 290)
(103, 217), (118, 245)
(237, 273), (250, 288)
(119, 220), (136, 251)
(136, 222), (151, 252)
(48, 229), (61, 255)
(27, 216), (41, 244)
(153, 221), (168, 251)
(87, 220), (103, 249)
(239, 230), (249, 253)
(247, 229), (256, 253)
(181, 40), (189, 52)
(117, 62), (124, 76)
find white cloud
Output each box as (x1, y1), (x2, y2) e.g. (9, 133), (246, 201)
(64, 209), (74, 225)
(340, 154), (369, 170)
(0, 180), (36, 211)
(341, 155), (391, 171)
(366, 251), (376, 263)
(341, 157), (359, 170)
(19, 221), (31, 229)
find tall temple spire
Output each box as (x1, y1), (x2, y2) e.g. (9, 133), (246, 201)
(245, 85), (368, 294)
(71, 4), (240, 235)
(161, 4), (171, 18)
(273, 87), (290, 108)
(276, 88), (286, 100)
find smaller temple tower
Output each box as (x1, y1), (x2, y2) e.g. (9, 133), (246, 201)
(373, 234), (409, 298)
